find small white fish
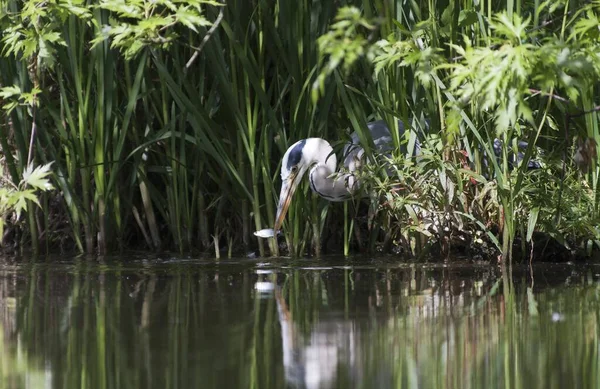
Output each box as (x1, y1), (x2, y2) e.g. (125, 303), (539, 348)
(254, 281), (276, 292)
(254, 228), (277, 238)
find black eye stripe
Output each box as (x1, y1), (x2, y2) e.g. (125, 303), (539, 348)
(286, 140), (306, 171)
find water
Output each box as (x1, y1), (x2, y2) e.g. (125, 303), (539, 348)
(1, 256), (599, 389)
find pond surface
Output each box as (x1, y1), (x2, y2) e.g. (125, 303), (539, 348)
(0, 256), (599, 389)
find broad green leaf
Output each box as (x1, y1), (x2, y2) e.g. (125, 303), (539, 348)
(0, 85), (22, 99)
(21, 163), (54, 191)
(459, 10), (478, 27)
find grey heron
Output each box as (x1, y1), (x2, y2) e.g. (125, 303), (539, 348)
(254, 119), (541, 238)
(271, 120), (422, 234)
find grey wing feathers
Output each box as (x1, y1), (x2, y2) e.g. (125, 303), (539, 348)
(343, 120), (419, 170)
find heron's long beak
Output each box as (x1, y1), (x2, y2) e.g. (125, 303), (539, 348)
(274, 173), (302, 233)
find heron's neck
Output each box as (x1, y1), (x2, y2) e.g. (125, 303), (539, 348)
(309, 166), (358, 201)
(304, 138), (359, 202)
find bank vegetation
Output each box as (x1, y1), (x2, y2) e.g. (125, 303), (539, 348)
(0, 0), (599, 261)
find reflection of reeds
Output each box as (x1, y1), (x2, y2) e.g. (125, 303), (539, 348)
(1, 263), (599, 388)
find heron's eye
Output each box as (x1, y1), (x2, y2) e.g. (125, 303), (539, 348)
(291, 166), (298, 173)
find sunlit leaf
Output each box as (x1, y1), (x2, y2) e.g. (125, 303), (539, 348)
(526, 207), (540, 242)
(21, 163), (54, 191)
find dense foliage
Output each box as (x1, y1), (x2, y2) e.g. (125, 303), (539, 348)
(0, 0), (599, 260)
(320, 1), (600, 260)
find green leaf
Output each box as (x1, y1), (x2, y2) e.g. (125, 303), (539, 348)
(0, 85), (22, 99)
(457, 169), (487, 184)
(21, 163), (54, 191)
(526, 207), (540, 242)
(13, 194), (28, 220)
(459, 10), (478, 27)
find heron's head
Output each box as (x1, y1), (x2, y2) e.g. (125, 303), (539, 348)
(274, 140), (310, 233)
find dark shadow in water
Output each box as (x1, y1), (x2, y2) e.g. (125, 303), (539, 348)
(1, 256), (599, 388)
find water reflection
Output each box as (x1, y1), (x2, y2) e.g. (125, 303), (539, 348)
(0, 258), (599, 389)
